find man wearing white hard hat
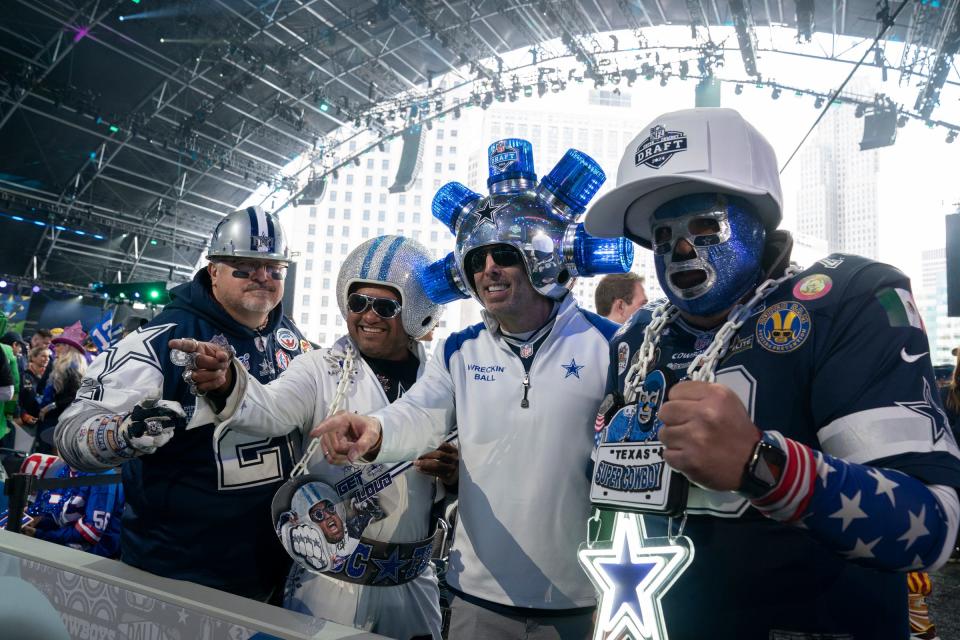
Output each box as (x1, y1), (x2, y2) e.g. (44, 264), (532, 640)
(582, 108), (960, 639)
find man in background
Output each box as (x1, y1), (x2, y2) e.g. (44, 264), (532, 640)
(594, 272), (647, 324)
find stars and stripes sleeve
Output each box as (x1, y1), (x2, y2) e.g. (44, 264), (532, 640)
(750, 430), (960, 572)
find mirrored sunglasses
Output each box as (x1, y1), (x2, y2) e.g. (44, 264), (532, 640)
(347, 292), (402, 319)
(466, 245), (522, 273)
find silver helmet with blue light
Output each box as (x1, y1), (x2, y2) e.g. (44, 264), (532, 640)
(422, 139), (634, 304)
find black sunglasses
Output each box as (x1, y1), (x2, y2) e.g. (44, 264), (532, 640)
(347, 292), (402, 319)
(466, 245), (522, 274)
(220, 260), (287, 281)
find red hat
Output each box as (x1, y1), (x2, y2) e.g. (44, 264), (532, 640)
(51, 321), (87, 354)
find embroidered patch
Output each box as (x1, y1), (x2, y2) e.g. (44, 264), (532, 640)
(617, 342), (630, 375)
(634, 125), (687, 169)
(274, 349), (290, 371)
(276, 328), (298, 351)
(792, 274), (833, 301)
(756, 301), (811, 353)
(300, 339), (312, 352)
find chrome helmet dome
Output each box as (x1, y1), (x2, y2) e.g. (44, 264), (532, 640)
(207, 206), (291, 263)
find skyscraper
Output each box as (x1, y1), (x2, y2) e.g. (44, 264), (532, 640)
(795, 103), (881, 259)
(918, 247), (960, 365)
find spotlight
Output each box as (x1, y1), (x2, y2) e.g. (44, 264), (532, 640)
(897, 115), (908, 128)
(0, 280), (6, 288)
(734, 84), (743, 95)
(32, 284), (41, 293)
(947, 130), (957, 144)
(814, 96), (824, 109)
(771, 88), (781, 100)
(855, 104), (866, 118)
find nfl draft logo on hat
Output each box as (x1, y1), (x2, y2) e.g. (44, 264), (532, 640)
(634, 125), (688, 169)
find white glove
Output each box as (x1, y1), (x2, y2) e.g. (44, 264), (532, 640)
(119, 399), (185, 455)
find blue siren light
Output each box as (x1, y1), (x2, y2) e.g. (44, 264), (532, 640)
(422, 252), (470, 303)
(570, 223), (634, 276)
(487, 138), (536, 191)
(432, 182), (482, 234)
(539, 149), (606, 217)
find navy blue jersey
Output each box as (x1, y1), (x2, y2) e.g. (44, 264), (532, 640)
(602, 254), (960, 639)
(71, 269), (308, 600)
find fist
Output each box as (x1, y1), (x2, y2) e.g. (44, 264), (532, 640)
(415, 442), (459, 487)
(167, 338), (234, 395)
(657, 380), (760, 491)
(120, 399), (186, 454)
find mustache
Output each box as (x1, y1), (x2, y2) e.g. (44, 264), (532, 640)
(244, 284), (276, 292)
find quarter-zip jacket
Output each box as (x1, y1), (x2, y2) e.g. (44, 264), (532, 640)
(372, 293), (617, 609)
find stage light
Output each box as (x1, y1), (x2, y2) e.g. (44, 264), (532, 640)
(897, 115), (908, 128)
(771, 88), (781, 100)
(149, 239), (158, 245)
(735, 84), (743, 95)
(32, 285), (41, 293)
(947, 130), (957, 144)
(0, 281), (6, 288)
(814, 96), (824, 109)
(855, 104), (866, 118)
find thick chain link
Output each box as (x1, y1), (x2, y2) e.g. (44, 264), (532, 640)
(624, 264), (801, 397)
(290, 345), (356, 478)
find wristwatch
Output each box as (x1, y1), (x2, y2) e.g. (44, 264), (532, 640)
(739, 432), (787, 499)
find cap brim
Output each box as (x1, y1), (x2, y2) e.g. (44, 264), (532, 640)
(586, 174), (779, 247)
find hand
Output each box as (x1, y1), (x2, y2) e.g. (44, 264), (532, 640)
(21, 523), (37, 537)
(310, 411), (382, 464)
(167, 338), (234, 395)
(20, 413), (37, 426)
(415, 442), (459, 486)
(119, 398), (186, 455)
(657, 380), (761, 492)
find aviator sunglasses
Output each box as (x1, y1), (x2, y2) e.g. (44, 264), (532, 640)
(347, 292), (403, 319)
(221, 260), (287, 281)
(466, 245), (523, 273)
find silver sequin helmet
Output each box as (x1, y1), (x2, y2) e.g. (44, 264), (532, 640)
(336, 235), (443, 340)
(207, 206), (291, 263)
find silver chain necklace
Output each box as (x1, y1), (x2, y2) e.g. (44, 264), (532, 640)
(622, 264), (801, 402)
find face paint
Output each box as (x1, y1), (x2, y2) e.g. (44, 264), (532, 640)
(651, 193), (766, 316)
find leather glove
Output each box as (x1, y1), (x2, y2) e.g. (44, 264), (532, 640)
(118, 398), (185, 455)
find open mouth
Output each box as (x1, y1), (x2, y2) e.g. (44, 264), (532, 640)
(670, 270), (707, 290)
(359, 325), (385, 334)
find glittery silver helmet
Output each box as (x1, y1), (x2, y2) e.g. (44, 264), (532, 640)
(207, 205), (291, 263)
(336, 235), (443, 339)
(422, 140), (634, 303)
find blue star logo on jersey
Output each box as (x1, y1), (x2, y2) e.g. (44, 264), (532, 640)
(371, 547), (407, 584)
(578, 513), (693, 640)
(562, 358), (585, 379)
(897, 378), (950, 444)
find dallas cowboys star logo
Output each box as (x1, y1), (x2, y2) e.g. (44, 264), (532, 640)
(562, 358), (584, 379)
(472, 199), (505, 226)
(78, 324), (176, 401)
(896, 378), (950, 443)
(579, 512), (693, 640)
(372, 546), (407, 584)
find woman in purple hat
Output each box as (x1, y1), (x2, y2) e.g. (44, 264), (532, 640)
(36, 321), (88, 453)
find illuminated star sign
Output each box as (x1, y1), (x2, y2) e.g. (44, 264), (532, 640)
(578, 512), (693, 640)
(562, 358), (585, 379)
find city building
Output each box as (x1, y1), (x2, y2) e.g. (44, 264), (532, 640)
(918, 247), (960, 365)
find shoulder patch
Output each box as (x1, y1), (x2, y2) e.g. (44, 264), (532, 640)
(793, 274), (833, 301)
(756, 301), (811, 353)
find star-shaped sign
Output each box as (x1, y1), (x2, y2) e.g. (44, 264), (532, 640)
(579, 513), (693, 640)
(562, 357), (585, 379)
(897, 378), (950, 443)
(372, 546), (407, 584)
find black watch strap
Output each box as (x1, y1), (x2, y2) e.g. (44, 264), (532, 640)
(739, 432), (787, 499)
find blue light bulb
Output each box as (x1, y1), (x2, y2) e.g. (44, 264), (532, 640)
(570, 223), (634, 276)
(421, 253), (469, 303)
(538, 149), (606, 217)
(487, 138), (536, 193)
(432, 182), (482, 234)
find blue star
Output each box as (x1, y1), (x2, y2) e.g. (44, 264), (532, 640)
(562, 357), (585, 379)
(897, 378), (950, 443)
(579, 513), (693, 640)
(371, 547), (407, 585)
